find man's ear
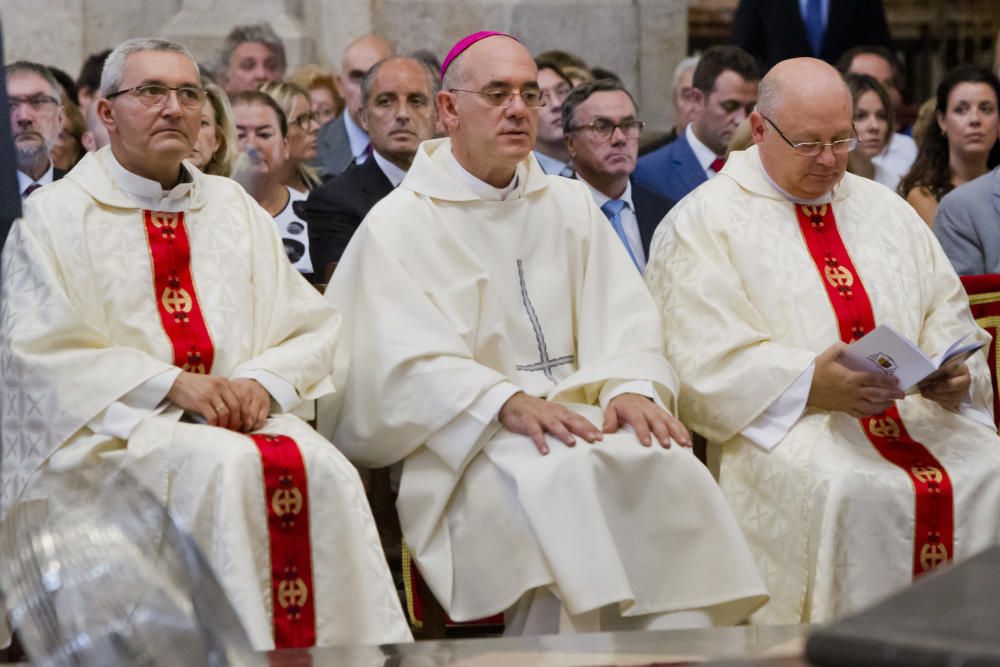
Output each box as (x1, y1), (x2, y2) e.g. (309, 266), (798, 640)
(96, 98), (116, 134)
(564, 131), (577, 160)
(359, 105), (370, 133)
(436, 90), (459, 133)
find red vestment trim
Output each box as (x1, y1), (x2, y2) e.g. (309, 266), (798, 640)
(251, 433), (317, 648)
(142, 210), (215, 374)
(794, 203), (954, 577)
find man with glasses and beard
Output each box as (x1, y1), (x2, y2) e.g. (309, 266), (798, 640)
(325, 30), (766, 635)
(6, 61), (66, 198)
(645, 57), (1000, 626)
(0, 37), (410, 651)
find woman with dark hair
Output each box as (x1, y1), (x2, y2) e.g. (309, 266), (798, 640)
(900, 65), (1000, 226)
(844, 72), (897, 188)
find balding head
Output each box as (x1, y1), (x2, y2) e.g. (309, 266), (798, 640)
(338, 35), (394, 124)
(750, 58), (855, 200)
(437, 35), (539, 187)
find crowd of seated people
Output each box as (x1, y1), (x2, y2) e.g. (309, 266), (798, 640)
(5, 0), (1000, 654)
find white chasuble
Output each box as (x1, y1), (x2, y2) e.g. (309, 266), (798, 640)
(645, 145), (1000, 624)
(0, 148), (411, 650)
(323, 138), (767, 626)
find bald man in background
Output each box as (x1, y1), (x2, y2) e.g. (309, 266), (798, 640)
(646, 57), (1000, 625)
(316, 35), (393, 177)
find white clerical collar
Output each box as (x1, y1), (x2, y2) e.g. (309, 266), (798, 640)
(107, 149), (193, 212)
(578, 175), (633, 212)
(445, 147), (524, 201)
(533, 150), (571, 177)
(343, 111), (370, 160)
(17, 164), (54, 196)
(686, 123), (721, 171)
(760, 163), (832, 205)
(372, 150), (407, 187)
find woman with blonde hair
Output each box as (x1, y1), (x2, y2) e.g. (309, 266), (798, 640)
(287, 63), (343, 128)
(259, 80), (322, 192)
(188, 82), (238, 177)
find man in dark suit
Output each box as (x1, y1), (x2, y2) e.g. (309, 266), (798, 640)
(315, 35), (393, 179)
(562, 79), (673, 273)
(6, 61), (67, 199)
(633, 46), (758, 204)
(298, 56), (438, 280)
(732, 0), (892, 73)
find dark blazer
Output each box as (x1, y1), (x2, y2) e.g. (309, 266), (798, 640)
(933, 167), (1000, 276)
(632, 131), (706, 204)
(315, 113), (357, 179)
(295, 156), (394, 278)
(0, 23), (21, 244)
(732, 0), (892, 72)
(632, 182), (675, 258)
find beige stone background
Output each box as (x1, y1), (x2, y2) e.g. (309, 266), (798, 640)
(0, 0), (688, 131)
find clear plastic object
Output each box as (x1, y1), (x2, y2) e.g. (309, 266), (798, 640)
(0, 464), (262, 666)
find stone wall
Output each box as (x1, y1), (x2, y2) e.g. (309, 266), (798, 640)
(0, 0), (687, 130)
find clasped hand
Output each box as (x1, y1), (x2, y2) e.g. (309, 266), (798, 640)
(498, 391), (692, 455)
(167, 371), (271, 432)
(808, 342), (970, 417)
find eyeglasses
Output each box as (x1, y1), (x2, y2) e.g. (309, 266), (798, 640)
(8, 94), (59, 112)
(568, 118), (645, 139)
(106, 84), (207, 109)
(448, 88), (546, 108)
(761, 114), (858, 157)
(290, 111), (319, 130)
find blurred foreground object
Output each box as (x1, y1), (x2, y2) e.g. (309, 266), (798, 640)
(0, 464), (260, 666)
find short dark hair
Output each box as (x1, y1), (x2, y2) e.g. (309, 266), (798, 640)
(691, 45), (759, 95)
(835, 45), (905, 91)
(561, 78), (638, 134)
(361, 56), (440, 107)
(230, 89), (288, 136)
(77, 49), (112, 94)
(47, 66), (78, 105)
(219, 23), (286, 77)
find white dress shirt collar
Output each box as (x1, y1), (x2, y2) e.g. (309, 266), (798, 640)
(17, 164), (55, 197)
(372, 150), (408, 187)
(107, 149), (193, 212)
(533, 150), (571, 177)
(343, 111), (370, 160)
(445, 148), (525, 201)
(686, 123), (723, 177)
(578, 176), (634, 213)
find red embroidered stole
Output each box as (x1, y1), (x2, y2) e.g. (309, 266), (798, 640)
(794, 203), (954, 577)
(143, 210), (317, 646)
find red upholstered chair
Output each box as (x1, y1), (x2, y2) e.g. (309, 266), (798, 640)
(960, 274), (1000, 431)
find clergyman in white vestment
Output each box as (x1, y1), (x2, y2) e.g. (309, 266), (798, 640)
(324, 31), (767, 634)
(0, 38), (411, 650)
(645, 58), (1000, 625)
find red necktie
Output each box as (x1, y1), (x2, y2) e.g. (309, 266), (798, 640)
(22, 183), (41, 198)
(710, 157), (726, 173)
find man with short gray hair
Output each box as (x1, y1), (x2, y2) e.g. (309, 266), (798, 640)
(6, 60), (65, 198)
(218, 22), (286, 97)
(562, 78), (673, 272)
(0, 36), (411, 651)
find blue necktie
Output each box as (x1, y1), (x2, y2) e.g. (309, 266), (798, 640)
(600, 199), (640, 271)
(804, 0), (825, 57)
